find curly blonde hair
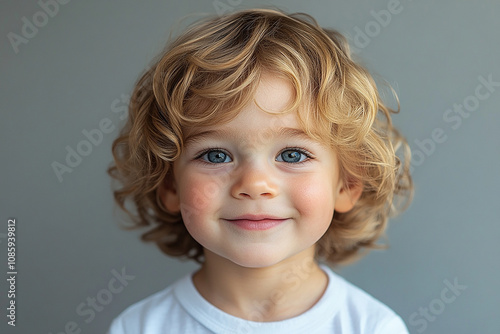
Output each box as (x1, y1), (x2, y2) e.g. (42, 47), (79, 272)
(108, 8), (413, 265)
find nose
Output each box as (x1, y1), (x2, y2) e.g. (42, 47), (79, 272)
(230, 161), (279, 200)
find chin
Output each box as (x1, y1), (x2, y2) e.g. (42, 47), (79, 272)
(223, 249), (287, 269)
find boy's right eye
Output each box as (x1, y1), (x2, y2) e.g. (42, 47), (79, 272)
(196, 149), (232, 164)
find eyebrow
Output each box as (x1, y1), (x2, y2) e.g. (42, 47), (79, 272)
(183, 127), (316, 147)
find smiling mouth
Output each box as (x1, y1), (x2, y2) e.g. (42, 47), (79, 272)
(224, 218), (288, 231)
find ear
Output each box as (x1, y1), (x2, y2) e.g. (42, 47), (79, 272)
(158, 171), (180, 213)
(334, 178), (363, 213)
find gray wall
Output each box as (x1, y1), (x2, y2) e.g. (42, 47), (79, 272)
(1, 1), (498, 333)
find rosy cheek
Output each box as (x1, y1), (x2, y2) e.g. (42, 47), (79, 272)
(178, 172), (224, 226)
(289, 174), (334, 223)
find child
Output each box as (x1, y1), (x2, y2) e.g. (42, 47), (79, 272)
(107, 8), (413, 334)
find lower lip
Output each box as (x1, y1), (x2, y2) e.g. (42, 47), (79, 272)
(226, 219), (288, 231)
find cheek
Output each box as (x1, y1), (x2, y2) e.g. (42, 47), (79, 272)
(177, 171), (224, 227)
(180, 172), (220, 207)
(289, 173), (335, 224)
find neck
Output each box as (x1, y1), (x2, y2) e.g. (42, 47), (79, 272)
(192, 246), (328, 322)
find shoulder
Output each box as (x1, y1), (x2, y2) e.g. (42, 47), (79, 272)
(321, 265), (409, 333)
(107, 276), (185, 334)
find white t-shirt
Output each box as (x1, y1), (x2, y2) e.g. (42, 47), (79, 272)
(107, 264), (408, 333)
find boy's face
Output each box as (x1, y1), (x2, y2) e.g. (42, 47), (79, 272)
(160, 73), (361, 268)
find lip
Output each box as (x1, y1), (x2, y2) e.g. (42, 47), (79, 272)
(226, 214), (287, 221)
(224, 214), (289, 231)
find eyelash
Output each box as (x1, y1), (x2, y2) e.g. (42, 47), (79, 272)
(194, 146), (315, 166)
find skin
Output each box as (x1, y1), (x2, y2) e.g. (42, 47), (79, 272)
(159, 73), (362, 322)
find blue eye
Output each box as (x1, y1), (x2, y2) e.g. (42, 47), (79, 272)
(277, 148), (311, 164)
(198, 149), (232, 164)
(195, 147), (313, 165)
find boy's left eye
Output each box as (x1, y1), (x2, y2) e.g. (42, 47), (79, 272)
(276, 149), (311, 163)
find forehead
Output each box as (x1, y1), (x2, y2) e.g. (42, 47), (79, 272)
(181, 72), (330, 146)
(253, 73), (295, 113)
(183, 124), (318, 147)
(182, 105), (332, 153)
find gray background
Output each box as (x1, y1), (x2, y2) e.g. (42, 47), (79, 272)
(1, 0), (499, 333)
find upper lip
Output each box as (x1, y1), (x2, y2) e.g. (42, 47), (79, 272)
(225, 214), (287, 221)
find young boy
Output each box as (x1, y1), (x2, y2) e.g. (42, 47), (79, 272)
(107, 8), (413, 334)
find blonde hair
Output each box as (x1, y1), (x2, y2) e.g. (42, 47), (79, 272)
(108, 8), (413, 265)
